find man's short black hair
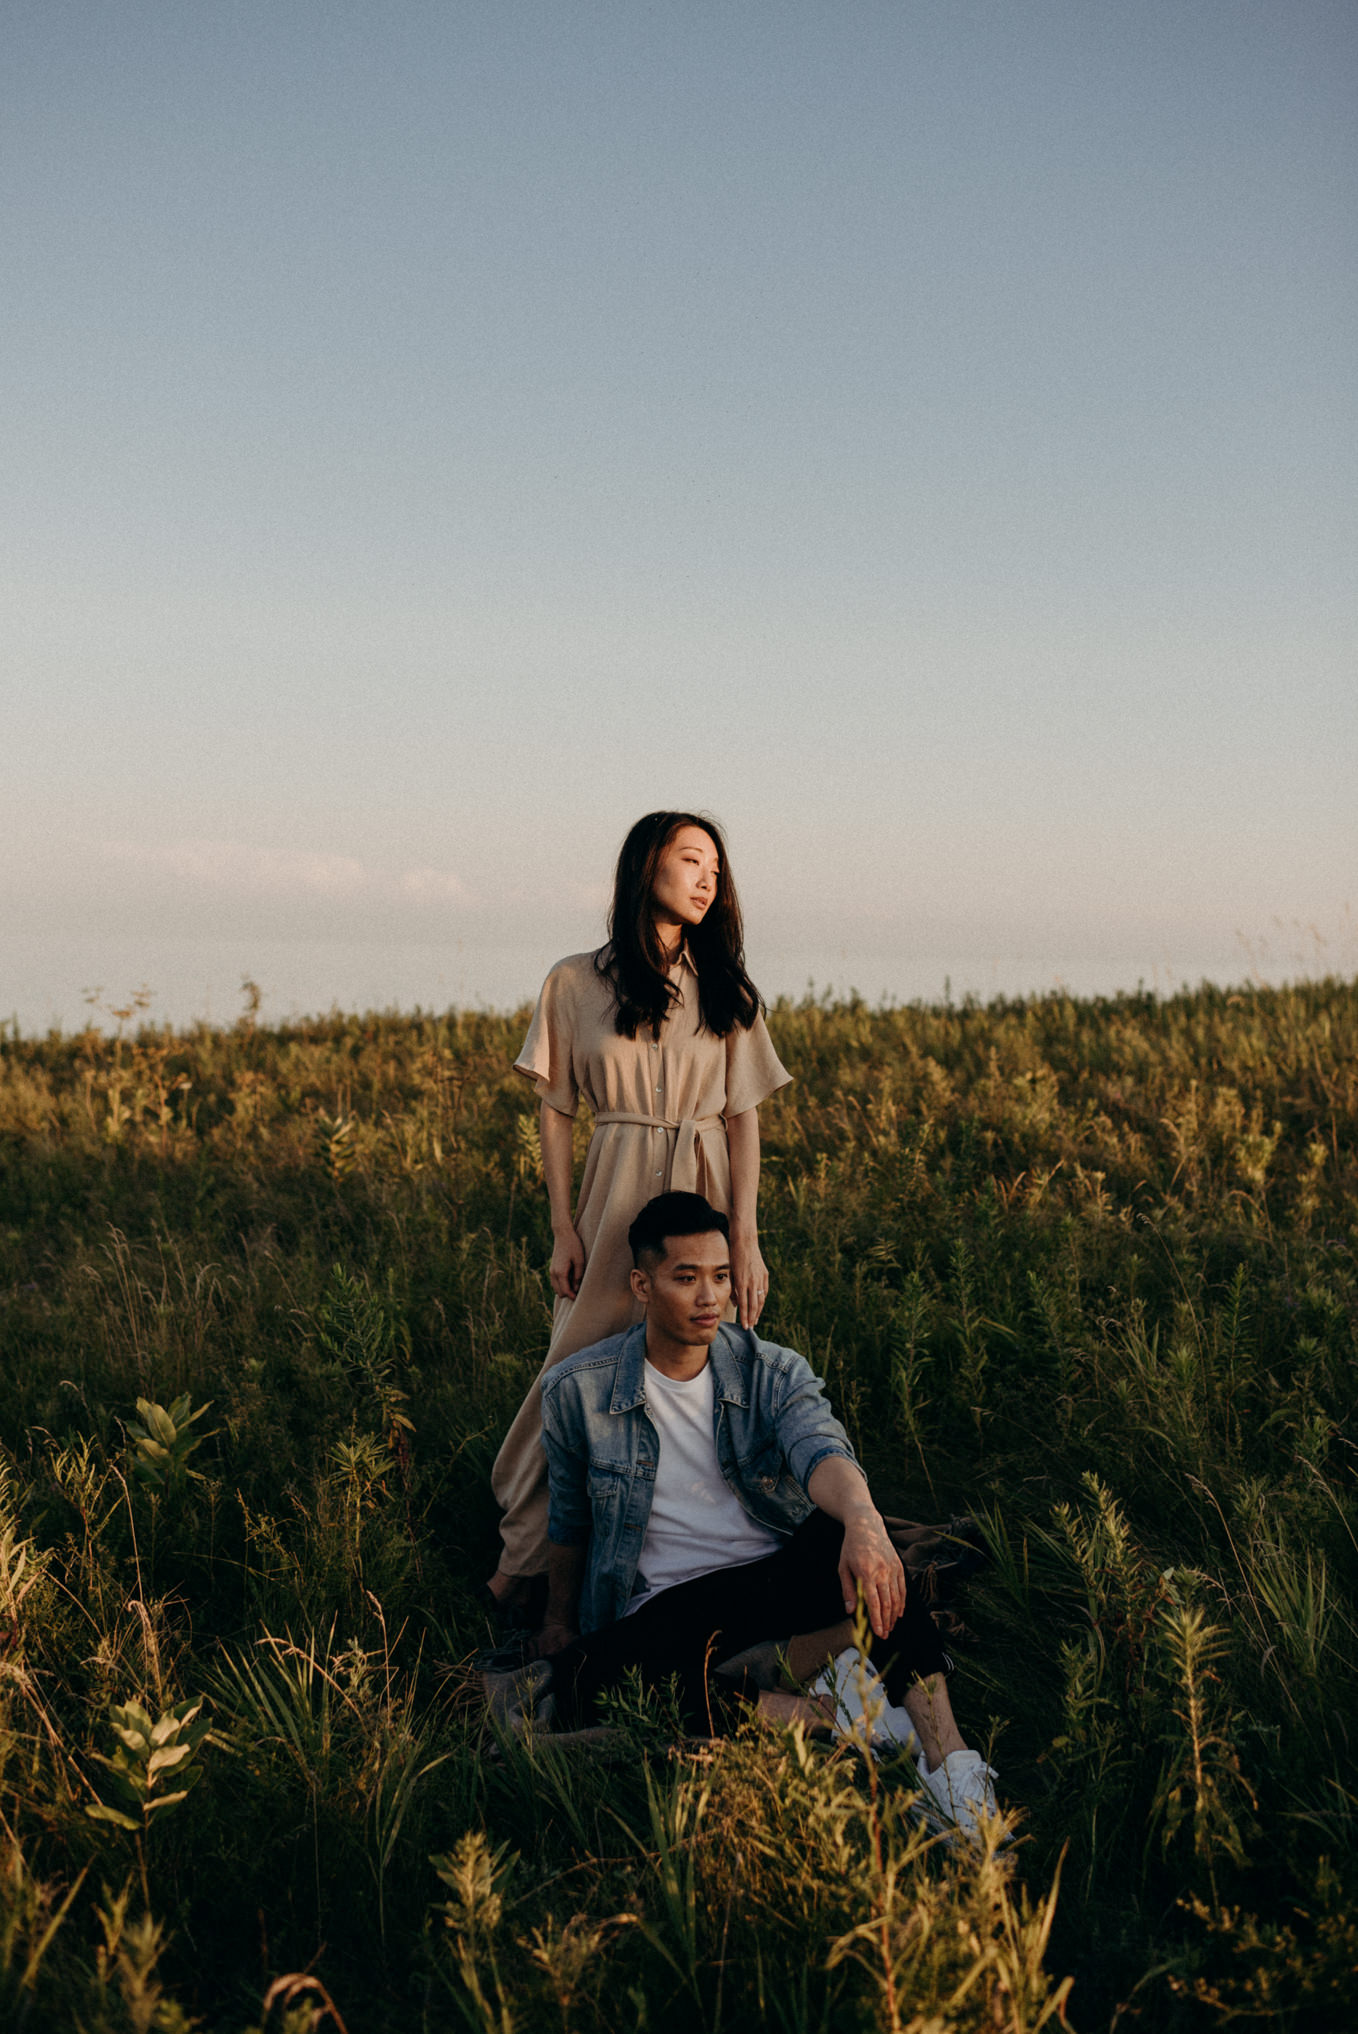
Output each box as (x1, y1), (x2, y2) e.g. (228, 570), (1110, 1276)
(628, 1191), (730, 1269)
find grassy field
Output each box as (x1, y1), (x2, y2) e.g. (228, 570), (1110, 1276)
(0, 978), (1354, 2031)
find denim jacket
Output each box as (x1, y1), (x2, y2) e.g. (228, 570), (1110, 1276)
(540, 1321), (857, 1633)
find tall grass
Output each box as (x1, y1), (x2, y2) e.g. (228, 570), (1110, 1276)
(0, 978), (1353, 2028)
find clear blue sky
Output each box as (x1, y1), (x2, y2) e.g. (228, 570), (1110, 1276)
(3, 1), (1354, 1026)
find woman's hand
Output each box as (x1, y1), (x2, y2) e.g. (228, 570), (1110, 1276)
(726, 1110), (767, 1330)
(730, 1231), (770, 1331)
(540, 1104), (583, 1299)
(549, 1227), (586, 1300)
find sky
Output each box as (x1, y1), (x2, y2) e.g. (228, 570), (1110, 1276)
(3, 0), (1354, 1030)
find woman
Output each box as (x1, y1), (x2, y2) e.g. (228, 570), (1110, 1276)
(489, 811), (791, 1618)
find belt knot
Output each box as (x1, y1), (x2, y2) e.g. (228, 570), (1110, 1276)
(591, 1109), (724, 1194)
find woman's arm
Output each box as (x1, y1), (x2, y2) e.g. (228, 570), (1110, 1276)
(541, 1101), (585, 1299)
(726, 1106), (770, 1331)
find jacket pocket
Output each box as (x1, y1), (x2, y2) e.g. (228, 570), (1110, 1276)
(735, 1437), (791, 1498)
(587, 1463), (628, 1505)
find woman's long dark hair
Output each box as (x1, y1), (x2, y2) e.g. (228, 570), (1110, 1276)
(595, 811), (762, 1039)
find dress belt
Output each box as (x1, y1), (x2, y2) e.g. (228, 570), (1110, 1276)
(592, 1110), (725, 1194)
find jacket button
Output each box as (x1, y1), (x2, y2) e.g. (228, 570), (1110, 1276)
(760, 1476), (776, 1492)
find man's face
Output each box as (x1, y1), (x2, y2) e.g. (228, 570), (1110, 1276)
(631, 1229), (731, 1347)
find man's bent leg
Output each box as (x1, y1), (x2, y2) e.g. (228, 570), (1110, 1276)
(770, 1514), (987, 1804)
(755, 1511), (956, 1705)
(546, 1512), (955, 1739)
(547, 1566), (768, 1734)
(783, 1620), (855, 1682)
(901, 1676), (967, 1771)
(546, 1534), (864, 1735)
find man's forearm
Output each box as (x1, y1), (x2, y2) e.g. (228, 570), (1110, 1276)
(544, 1539), (585, 1634)
(806, 1452), (879, 1525)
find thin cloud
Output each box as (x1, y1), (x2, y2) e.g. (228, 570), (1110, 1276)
(399, 866), (468, 902)
(498, 878), (609, 913)
(102, 840), (469, 907)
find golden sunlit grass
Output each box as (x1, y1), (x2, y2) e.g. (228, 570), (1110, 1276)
(0, 977), (1354, 2029)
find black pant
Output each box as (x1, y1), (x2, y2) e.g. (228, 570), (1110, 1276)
(550, 1509), (953, 1735)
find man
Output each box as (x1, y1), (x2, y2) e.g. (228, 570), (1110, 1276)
(537, 1190), (1000, 1838)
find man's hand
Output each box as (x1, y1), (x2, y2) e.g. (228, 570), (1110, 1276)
(838, 1507), (907, 1639)
(806, 1455), (908, 1641)
(534, 1618), (577, 1660)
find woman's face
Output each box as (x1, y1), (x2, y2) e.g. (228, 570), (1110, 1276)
(649, 825), (720, 934)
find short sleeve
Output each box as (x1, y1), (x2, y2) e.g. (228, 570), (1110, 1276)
(723, 1010), (792, 1119)
(513, 962), (580, 1116)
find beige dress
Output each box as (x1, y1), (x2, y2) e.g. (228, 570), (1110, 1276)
(492, 946), (791, 1576)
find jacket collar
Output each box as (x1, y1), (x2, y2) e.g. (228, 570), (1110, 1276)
(611, 1324), (650, 1413)
(610, 1321), (750, 1413)
(708, 1324), (750, 1406)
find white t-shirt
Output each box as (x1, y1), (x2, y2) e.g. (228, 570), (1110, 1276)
(625, 1359), (783, 1615)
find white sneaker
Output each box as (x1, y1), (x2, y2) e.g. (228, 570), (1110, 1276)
(915, 1748), (1002, 1843)
(810, 1647), (920, 1760)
